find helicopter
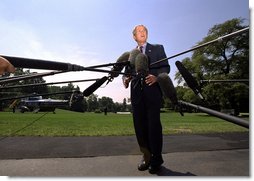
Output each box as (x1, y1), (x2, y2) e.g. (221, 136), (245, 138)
(8, 90), (84, 113)
(11, 95), (68, 113)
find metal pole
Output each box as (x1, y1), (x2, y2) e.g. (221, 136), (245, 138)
(0, 55), (132, 76)
(179, 100), (249, 129)
(150, 27), (249, 66)
(0, 90), (80, 102)
(200, 79), (249, 83)
(0, 78), (99, 90)
(86, 62), (129, 69)
(1, 55), (130, 71)
(0, 71), (64, 84)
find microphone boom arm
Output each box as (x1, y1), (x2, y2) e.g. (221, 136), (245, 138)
(0, 71), (64, 84)
(179, 100), (249, 129)
(150, 27), (249, 66)
(0, 78), (100, 90)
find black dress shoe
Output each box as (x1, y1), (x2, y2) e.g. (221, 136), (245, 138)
(148, 165), (162, 174)
(138, 161), (150, 171)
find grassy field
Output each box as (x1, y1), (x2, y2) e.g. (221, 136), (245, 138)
(0, 109), (248, 136)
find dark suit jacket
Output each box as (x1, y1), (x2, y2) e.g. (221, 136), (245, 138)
(128, 42), (170, 105)
(145, 43), (170, 75)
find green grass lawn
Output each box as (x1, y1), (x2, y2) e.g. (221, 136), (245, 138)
(0, 109), (248, 136)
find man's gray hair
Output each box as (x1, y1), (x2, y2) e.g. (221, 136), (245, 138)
(132, 25), (148, 36)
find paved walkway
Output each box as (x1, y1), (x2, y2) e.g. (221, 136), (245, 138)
(0, 132), (249, 176)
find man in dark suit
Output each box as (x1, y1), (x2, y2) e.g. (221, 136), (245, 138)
(123, 25), (170, 174)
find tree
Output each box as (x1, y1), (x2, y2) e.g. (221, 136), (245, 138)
(175, 18), (249, 114)
(86, 93), (99, 112)
(98, 96), (114, 112)
(0, 68), (48, 110)
(193, 18), (249, 78)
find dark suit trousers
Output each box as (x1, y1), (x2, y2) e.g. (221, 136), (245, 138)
(131, 78), (163, 165)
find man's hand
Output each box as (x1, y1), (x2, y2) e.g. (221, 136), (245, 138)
(145, 74), (157, 86)
(123, 76), (132, 88)
(0, 56), (15, 75)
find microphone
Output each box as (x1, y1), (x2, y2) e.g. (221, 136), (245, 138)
(157, 73), (184, 116)
(83, 76), (109, 97)
(135, 53), (149, 76)
(157, 73), (178, 105)
(175, 61), (204, 100)
(1, 55), (84, 71)
(110, 52), (130, 78)
(134, 53), (149, 90)
(128, 49), (141, 68)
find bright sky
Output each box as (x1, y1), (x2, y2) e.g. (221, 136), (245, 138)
(0, 0), (249, 103)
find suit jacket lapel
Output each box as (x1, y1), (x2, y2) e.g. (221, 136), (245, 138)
(145, 43), (152, 55)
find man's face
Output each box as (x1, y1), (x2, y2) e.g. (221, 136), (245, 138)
(133, 26), (148, 44)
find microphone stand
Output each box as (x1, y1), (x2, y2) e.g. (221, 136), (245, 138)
(86, 61), (130, 69)
(179, 100), (249, 129)
(0, 71), (64, 84)
(1, 54), (131, 73)
(200, 79), (249, 83)
(0, 78), (100, 90)
(0, 90), (80, 102)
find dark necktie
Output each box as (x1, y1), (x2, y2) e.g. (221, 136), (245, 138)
(139, 46), (143, 53)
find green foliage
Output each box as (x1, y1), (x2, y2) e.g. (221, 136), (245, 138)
(86, 94), (99, 112)
(98, 96), (114, 112)
(193, 18), (249, 77)
(175, 18), (249, 113)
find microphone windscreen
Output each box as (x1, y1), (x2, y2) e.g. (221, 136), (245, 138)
(128, 49), (141, 67)
(175, 61), (204, 100)
(116, 51), (130, 63)
(110, 52), (130, 77)
(83, 76), (108, 97)
(157, 73), (178, 105)
(135, 53), (149, 75)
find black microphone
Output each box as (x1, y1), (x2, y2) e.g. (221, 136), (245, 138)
(83, 76), (109, 97)
(110, 52), (130, 78)
(1, 55), (84, 71)
(175, 61), (204, 100)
